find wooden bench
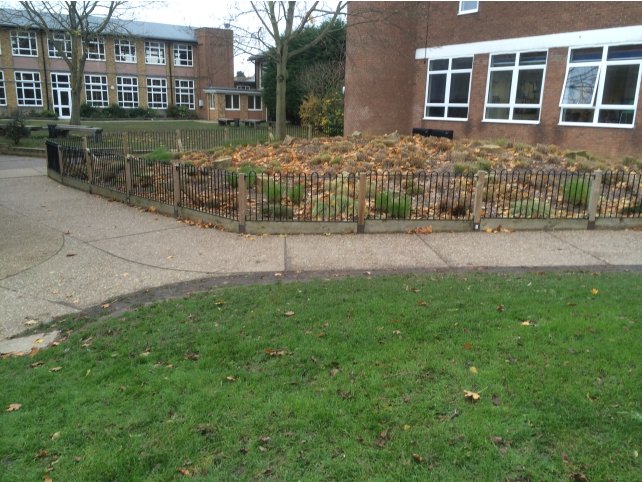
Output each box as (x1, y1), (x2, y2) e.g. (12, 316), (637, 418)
(217, 118), (240, 127)
(244, 119), (264, 128)
(48, 124), (103, 141)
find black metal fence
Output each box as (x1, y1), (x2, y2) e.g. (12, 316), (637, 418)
(46, 140), (642, 228)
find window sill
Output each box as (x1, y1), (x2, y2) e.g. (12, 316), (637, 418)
(559, 121), (635, 129)
(423, 117), (468, 122)
(482, 119), (541, 125)
(12, 53), (38, 57)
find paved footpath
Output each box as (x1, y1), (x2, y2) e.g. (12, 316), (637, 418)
(1, 155), (641, 350)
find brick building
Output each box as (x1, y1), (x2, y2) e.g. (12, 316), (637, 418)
(345, 1), (642, 158)
(0, 14), (265, 122)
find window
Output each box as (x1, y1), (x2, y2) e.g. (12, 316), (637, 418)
(175, 79), (194, 109)
(114, 39), (136, 63)
(14, 71), (43, 106)
(116, 76), (138, 108)
(560, 44), (642, 127)
(425, 56), (473, 120)
(248, 94), (262, 111)
(459, 1), (479, 14)
(173, 43), (193, 66)
(145, 41), (166, 65)
(225, 94), (240, 110)
(11, 31), (38, 56)
(84, 75), (109, 107)
(86, 38), (106, 61)
(48, 32), (72, 58)
(209, 94), (215, 110)
(484, 50), (547, 123)
(147, 77), (167, 109)
(0, 72), (6, 106)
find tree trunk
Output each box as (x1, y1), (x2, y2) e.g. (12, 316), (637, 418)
(275, 56), (288, 141)
(69, 34), (84, 125)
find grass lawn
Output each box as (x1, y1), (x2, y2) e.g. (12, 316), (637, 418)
(1, 272), (640, 481)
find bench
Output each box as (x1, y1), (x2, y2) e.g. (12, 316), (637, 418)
(48, 124), (103, 141)
(244, 119), (264, 128)
(217, 118), (240, 127)
(412, 128), (454, 140)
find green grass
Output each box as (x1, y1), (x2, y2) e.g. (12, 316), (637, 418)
(1, 273), (640, 481)
(563, 177), (591, 207)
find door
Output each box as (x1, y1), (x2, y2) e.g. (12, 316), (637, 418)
(51, 73), (72, 119)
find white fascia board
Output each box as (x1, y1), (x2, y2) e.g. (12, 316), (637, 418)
(415, 25), (642, 59)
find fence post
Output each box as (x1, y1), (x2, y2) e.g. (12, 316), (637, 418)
(176, 129), (183, 152)
(82, 137), (93, 188)
(357, 173), (367, 234)
(587, 170), (603, 230)
(473, 170), (488, 231)
(224, 127), (229, 142)
(122, 132), (129, 156)
(124, 156), (132, 204)
(237, 173), (247, 233)
(307, 124), (312, 140)
(57, 145), (65, 177)
(173, 163), (181, 218)
(268, 125), (274, 142)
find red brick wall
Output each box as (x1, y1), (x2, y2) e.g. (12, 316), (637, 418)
(346, 1), (642, 158)
(195, 28), (234, 119)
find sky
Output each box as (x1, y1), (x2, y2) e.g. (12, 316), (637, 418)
(139, 1), (259, 75)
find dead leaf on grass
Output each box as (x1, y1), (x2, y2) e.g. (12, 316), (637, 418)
(264, 348), (286, 357)
(412, 453), (424, 463)
(184, 352), (200, 361)
(49, 366), (63, 372)
(284, 311), (295, 317)
(469, 366), (478, 374)
(464, 390), (481, 402)
(6, 403), (22, 412)
(591, 288), (599, 296)
(492, 394), (501, 406)
(374, 429), (390, 448)
(329, 368), (340, 377)
(178, 467), (191, 476)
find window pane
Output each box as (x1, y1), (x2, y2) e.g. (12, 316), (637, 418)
(429, 59), (449, 71)
(562, 66), (598, 104)
(449, 72), (470, 103)
(428, 73), (447, 103)
(601, 64), (639, 105)
(607, 44), (642, 61)
(513, 108), (540, 121)
(485, 107), (510, 119)
(562, 108), (594, 123)
(427, 106), (445, 117)
(447, 107), (468, 118)
(515, 69), (543, 104)
(491, 54), (515, 67)
(452, 57), (472, 70)
(597, 109), (634, 124)
(488, 70), (512, 103)
(570, 47), (602, 63)
(460, 1), (479, 12)
(519, 51), (547, 65)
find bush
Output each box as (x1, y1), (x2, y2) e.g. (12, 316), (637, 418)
(5, 112), (30, 145)
(262, 179), (282, 202)
(510, 199), (552, 219)
(145, 148), (173, 162)
(387, 195), (412, 219)
(105, 104), (128, 119)
(564, 177), (590, 207)
(288, 184), (305, 204)
(30, 109), (58, 119)
(167, 105), (196, 119)
(374, 191), (391, 212)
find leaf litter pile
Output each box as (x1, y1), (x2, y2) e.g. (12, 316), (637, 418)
(169, 134), (642, 221)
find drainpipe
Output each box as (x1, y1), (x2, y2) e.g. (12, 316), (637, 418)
(39, 31), (51, 110)
(168, 41), (174, 107)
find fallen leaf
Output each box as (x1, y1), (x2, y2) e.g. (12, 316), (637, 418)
(570, 473), (589, 482)
(375, 429), (390, 447)
(591, 288), (599, 295)
(66, 253), (76, 257)
(51, 432), (60, 440)
(284, 311), (295, 317)
(166, 255), (174, 260)
(24, 319), (38, 326)
(36, 449), (48, 458)
(258, 436), (271, 445)
(139, 351), (151, 357)
(469, 366), (478, 374)
(521, 320), (533, 326)
(412, 453), (424, 463)
(492, 394), (501, 406)
(463, 342), (473, 350)
(265, 348), (285, 357)
(214, 300), (225, 306)
(178, 467), (191, 476)
(49, 367), (63, 372)
(6, 403), (22, 412)
(29, 361), (44, 368)
(496, 304), (505, 312)
(45, 476), (53, 482)
(34, 338), (44, 345)
(464, 390), (481, 402)
(274, 272), (283, 277)
(392, 330), (402, 335)
(329, 368), (340, 377)
(225, 375), (236, 382)
(417, 300), (428, 306)
(184, 352), (200, 361)
(403, 424), (411, 431)
(100, 303), (110, 309)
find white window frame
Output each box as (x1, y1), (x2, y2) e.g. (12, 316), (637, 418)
(147, 77), (167, 109)
(209, 94), (215, 110)
(86, 37), (106, 61)
(458, 1), (479, 15)
(559, 44), (642, 129)
(225, 94), (240, 110)
(84, 74), (109, 107)
(483, 50), (548, 124)
(11, 31), (38, 57)
(114, 39), (137, 63)
(14, 71), (43, 106)
(173, 43), (193, 67)
(116, 76), (139, 108)
(0, 71), (6, 106)
(424, 56), (473, 121)
(174, 79), (195, 109)
(145, 41), (166, 65)
(248, 94), (262, 111)
(48, 32), (72, 59)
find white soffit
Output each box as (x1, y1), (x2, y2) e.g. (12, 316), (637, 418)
(415, 25), (642, 59)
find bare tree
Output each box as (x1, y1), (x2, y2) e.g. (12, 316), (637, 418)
(233, 1), (346, 140)
(1, 2), (128, 124)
